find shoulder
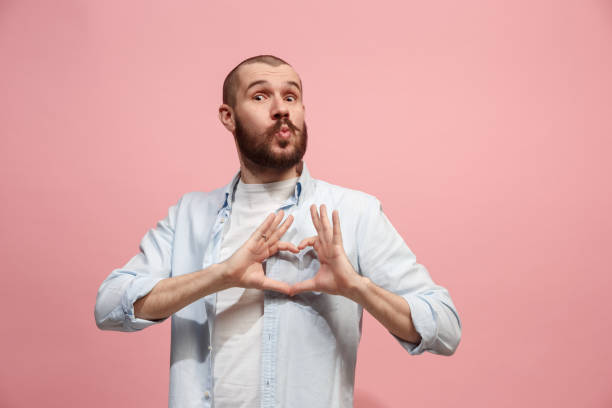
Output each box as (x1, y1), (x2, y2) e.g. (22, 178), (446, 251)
(310, 178), (381, 214)
(172, 186), (227, 214)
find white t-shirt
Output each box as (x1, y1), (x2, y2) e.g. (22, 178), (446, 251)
(212, 176), (297, 408)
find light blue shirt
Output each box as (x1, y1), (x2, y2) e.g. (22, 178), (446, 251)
(94, 162), (462, 408)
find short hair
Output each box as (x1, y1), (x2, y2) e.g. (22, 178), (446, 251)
(222, 55), (293, 108)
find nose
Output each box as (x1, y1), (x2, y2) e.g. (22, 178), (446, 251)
(271, 96), (289, 120)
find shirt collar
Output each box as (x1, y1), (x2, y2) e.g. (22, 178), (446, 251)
(218, 161), (314, 213)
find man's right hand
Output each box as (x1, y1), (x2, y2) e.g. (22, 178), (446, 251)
(220, 210), (299, 295)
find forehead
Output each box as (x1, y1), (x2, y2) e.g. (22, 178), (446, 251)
(236, 62), (302, 92)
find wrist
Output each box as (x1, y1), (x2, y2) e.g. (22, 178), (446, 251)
(212, 262), (235, 290)
(342, 275), (370, 304)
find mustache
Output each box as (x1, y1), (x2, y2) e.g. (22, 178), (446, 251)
(266, 118), (300, 136)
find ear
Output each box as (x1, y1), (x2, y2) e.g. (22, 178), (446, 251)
(219, 104), (236, 133)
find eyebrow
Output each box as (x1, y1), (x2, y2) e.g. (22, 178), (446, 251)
(245, 80), (302, 94)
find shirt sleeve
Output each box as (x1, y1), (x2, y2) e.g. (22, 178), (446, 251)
(94, 197), (182, 332)
(356, 196), (462, 356)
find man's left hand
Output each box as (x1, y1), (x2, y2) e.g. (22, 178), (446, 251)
(289, 204), (364, 297)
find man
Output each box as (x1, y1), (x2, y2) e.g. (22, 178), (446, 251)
(94, 55), (462, 408)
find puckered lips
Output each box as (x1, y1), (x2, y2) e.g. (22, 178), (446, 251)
(275, 125), (293, 140)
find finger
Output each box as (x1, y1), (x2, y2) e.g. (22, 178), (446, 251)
(310, 204), (323, 235)
(276, 241), (300, 253)
(261, 277), (292, 295)
(264, 210), (284, 240)
(268, 240), (299, 255)
(332, 210), (343, 245)
(289, 278), (318, 296)
(270, 210), (285, 232)
(253, 213), (277, 240)
(269, 214), (294, 243)
(298, 236), (317, 250)
(319, 204), (332, 242)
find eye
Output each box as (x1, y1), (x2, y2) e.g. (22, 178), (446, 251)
(285, 95), (296, 102)
(253, 94), (266, 101)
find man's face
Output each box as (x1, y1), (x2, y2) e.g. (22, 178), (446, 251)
(231, 62), (307, 170)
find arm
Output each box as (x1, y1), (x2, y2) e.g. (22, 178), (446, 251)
(343, 276), (422, 344)
(291, 202), (461, 356)
(291, 205), (419, 343)
(355, 198), (462, 355)
(133, 263), (229, 321)
(94, 198), (182, 331)
(94, 201), (300, 328)
(134, 211), (299, 321)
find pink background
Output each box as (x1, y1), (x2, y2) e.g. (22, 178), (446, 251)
(1, 1), (611, 407)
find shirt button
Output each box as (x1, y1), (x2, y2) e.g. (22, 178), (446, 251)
(205, 391), (210, 398)
(208, 345), (212, 350)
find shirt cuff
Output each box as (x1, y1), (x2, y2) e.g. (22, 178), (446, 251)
(391, 294), (437, 355)
(121, 275), (168, 331)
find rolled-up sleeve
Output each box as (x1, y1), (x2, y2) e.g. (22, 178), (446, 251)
(94, 197), (182, 332)
(356, 196), (462, 356)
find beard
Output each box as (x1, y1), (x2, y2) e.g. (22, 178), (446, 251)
(234, 114), (308, 170)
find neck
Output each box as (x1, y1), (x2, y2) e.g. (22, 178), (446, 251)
(239, 158), (302, 184)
